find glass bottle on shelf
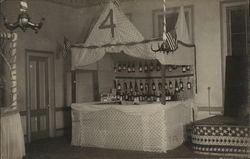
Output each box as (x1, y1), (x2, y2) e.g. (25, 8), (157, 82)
(149, 62), (154, 72)
(125, 91), (129, 101)
(165, 89), (170, 101)
(168, 65), (173, 72)
(182, 65), (186, 72)
(129, 81), (133, 93)
(116, 92), (121, 100)
(114, 64), (117, 73)
(123, 63), (126, 71)
(186, 65), (191, 71)
(118, 63), (122, 72)
(139, 62), (143, 72)
(169, 80), (173, 89)
(156, 61), (161, 71)
(187, 78), (192, 90)
(144, 62), (148, 72)
(123, 80), (128, 92)
(134, 80), (138, 92)
(158, 80), (162, 90)
(152, 80), (156, 92)
(179, 79), (184, 91)
(140, 80), (144, 92)
(127, 63), (131, 73)
(175, 80), (179, 93)
(164, 80), (168, 90)
(145, 80), (149, 93)
(132, 62), (136, 72)
(173, 65), (177, 69)
(117, 80), (121, 91)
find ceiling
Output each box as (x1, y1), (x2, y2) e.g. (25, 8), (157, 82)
(43, 0), (134, 8)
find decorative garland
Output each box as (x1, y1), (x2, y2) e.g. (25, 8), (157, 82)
(0, 32), (18, 108)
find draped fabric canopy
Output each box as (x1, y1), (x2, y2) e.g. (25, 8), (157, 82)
(71, 1), (195, 70)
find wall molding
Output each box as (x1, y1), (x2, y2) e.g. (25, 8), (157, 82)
(197, 106), (223, 112)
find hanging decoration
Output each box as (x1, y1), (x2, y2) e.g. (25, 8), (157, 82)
(3, 0), (45, 33)
(0, 33), (18, 108)
(151, 0), (178, 54)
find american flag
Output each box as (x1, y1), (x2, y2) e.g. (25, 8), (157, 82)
(63, 36), (71, 57)
(165, 29), (178, 51)
(112, 0), (120, 7)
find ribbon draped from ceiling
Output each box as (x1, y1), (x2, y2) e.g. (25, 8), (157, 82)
(71, 1), (195, 70)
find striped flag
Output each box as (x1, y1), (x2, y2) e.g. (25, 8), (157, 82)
(112, 0), (120, 7)
(164, 29), (178, 51)
(63, 36), (71, 57)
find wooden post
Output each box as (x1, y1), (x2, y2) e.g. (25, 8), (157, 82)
(71, 70), (76, 103)
(161, 65), (166, 105)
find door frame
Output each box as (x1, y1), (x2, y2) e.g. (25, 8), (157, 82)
(220, 0), (248, 107)
(25, 49), (55, 142)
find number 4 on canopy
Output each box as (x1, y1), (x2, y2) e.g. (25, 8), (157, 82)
(99, 9), (116, 38)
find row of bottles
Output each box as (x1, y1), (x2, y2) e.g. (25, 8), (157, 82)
(114, 61), (191, 73)
(114, 78), (192, 102)
(114, 79), (192, 93)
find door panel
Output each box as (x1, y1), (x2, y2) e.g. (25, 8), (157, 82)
(28, 56), (50, 141)
(76, 71), (99, 103)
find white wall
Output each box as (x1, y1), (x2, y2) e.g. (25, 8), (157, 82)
(120, 0), (223, 120)
(0, 0), (234, 127)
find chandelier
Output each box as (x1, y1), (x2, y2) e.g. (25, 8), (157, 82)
(151, 0), (178, 54)
(2, 0), (45, 33)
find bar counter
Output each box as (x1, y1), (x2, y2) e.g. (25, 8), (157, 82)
(71, 99), (193, 152)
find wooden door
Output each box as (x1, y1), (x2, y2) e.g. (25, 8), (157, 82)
(76, 70), (99, 103)
(26, 51), (54, 141)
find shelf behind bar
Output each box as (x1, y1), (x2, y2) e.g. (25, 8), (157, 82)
(115, 73), (194, 79)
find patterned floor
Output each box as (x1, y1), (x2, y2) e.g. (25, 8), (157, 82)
(23, 136), (228, 159)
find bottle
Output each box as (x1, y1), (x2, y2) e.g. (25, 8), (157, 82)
(145, 80), (149, 93)
(175, 80), (179, 93)
(168, 65), (172, 72)
(164, 81), (168, 90)
(182, 65), (186, 72)
(132, 63), (136, 72)
(116, 92), (120, 100)
(169, 81), (173, 89)
(123, 63), (126, 71)
(118, 63), (122, 72)
(158, 80), (162, 90)
(127, 63), (131, 73)
(149, 62), (154, 72)
(142, 91), (145, 101)
(114, 64), (117, 73)
(179, 79), (184, 91)
(129, 81), (133, 93)
(125, 91), (129, 101)
(123, 81), (128, 92)
(187, 80), (192, 90)
(144, 62), (148, 72)
(186, 65), (191, 71)
(165, 89), (170, 101)
(152, 80), (156, 92)
(156, 61), (161, 71)
(117, 80), (121, 91)
(140, 80), (144, 92)
(139, 62), (143, 72)
(134, 80), (138, 92)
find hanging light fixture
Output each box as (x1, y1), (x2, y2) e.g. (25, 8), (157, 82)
(2, 0), (45, 33)
(151, 0), (178, 54)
